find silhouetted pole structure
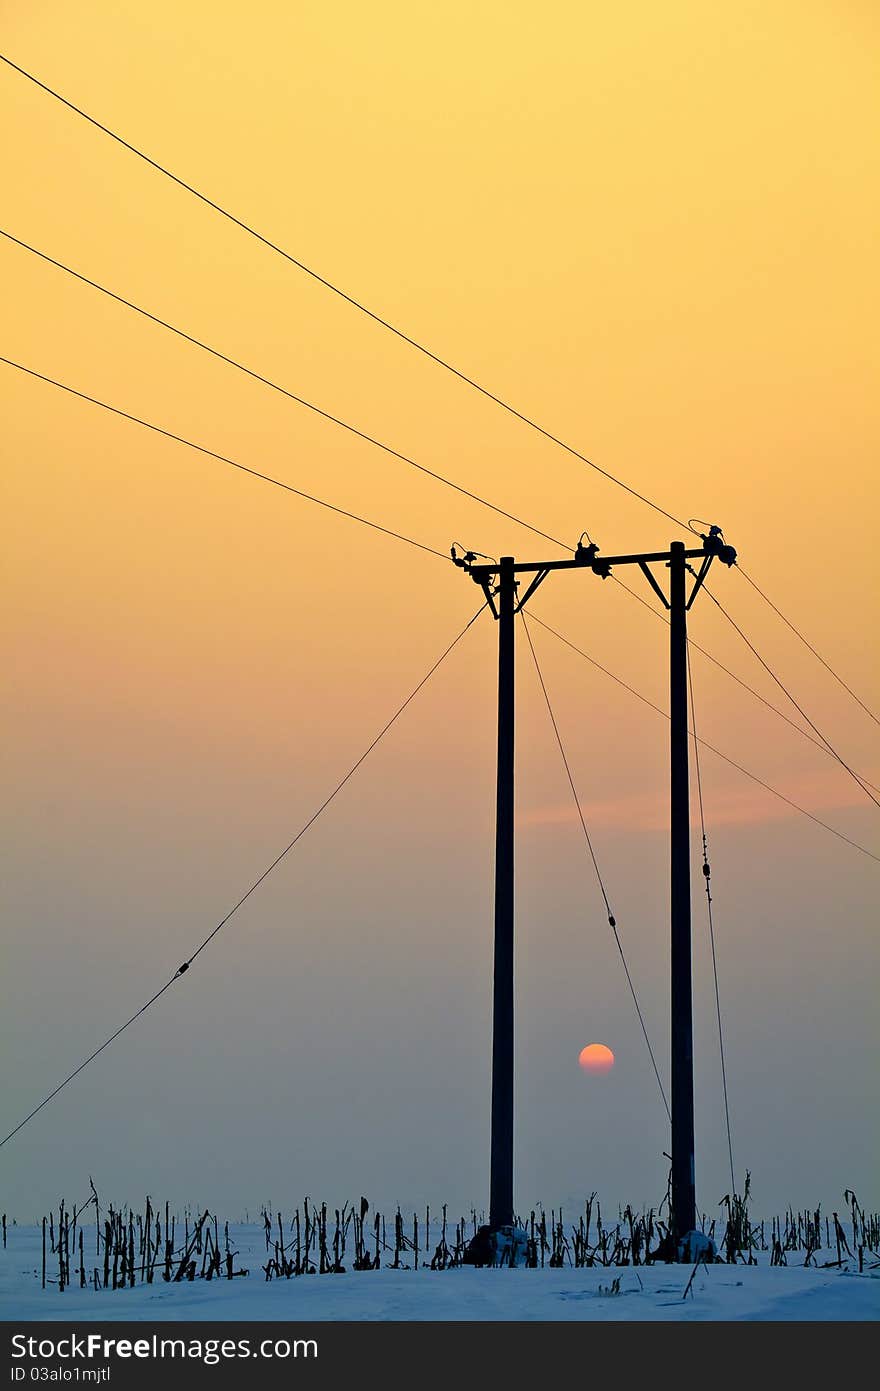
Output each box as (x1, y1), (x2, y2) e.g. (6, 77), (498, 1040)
(490, 556), (516, 1230)
(669, 540), (696, 1238)
(453, 526), (736, 1250)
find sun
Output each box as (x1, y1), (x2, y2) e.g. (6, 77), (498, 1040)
(578, 1043), (615, 1074)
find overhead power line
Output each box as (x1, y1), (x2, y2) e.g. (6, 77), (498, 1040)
(702, 586), (880, 812)
(612, 574), (880, 795)
(24, 220), (862, 777)
(521, 612), (670, 1121)
(0, 601), (487, 1149)
(737, 565), (879, 729)
(0, 228), (569, 554)
(4, 350), (873, 861)
(528, 613), (880, 865)
(0, 51), (690, 536)
(5, 54), (873, 737)
(0, 356), (450, 560)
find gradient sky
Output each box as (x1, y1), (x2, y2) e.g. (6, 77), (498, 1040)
(2, 1), (877, 1221)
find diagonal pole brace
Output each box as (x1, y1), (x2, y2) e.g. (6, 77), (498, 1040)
(639, 560), (671, 610)
(686, 554), (714, 610)
(515, 568), (549, 613)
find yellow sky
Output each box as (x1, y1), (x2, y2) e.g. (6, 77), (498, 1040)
(1, 2), (877, 1210)
(3, 0), (877, 826)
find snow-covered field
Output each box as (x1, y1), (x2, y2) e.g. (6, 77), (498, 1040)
(2, 1224), (877, 1321)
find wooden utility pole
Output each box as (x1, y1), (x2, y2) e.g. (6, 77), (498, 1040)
(669, 539), (696, 1237)
(489, 557), (516, 1230)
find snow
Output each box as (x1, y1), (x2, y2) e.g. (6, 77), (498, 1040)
(1, 1224), (877, 1321)
(678, 1230), (717, 1263)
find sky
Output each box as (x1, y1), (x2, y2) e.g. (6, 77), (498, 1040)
(1, 1), (877, 1222)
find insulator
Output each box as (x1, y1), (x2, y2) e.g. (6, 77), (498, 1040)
(575, 541), (600, 565)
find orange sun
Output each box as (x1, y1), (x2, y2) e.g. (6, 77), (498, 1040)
(578, 1043), (615, 1074)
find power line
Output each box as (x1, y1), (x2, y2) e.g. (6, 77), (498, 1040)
(10, 51), (873, 758)
(738, 565), (879, 728)
(0, 51), (691, 537)
(0, 356), (450, 561)
(4, 251), (871, 798)
(0, 228), (569, 554)
(0, 601), (487, 1149)
(7, 51), (873, 734)
(520, 612), (670, 1121)
(701, 585), (880, 812)
(24, 215), (862, 777)
(527, 612), (880, 865)
(687, 642), (736, 1197)
(611, 574), (880, 796)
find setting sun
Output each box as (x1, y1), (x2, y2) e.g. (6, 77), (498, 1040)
(579, 1044), (615, 1075)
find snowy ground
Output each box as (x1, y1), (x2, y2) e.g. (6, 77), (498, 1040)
(1, 1224), (877, 1321)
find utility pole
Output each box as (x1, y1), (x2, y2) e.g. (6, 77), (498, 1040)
(669, 540), (696, 1238)
(490, 557), (515, 1231)
(453, 526), (736, 1254)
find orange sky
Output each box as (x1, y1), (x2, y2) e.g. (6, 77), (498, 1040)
(1, 1), (877, 1213)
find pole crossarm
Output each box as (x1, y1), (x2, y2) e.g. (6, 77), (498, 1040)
(453, 525), (736, 594)
(464, 547), (706, 579)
